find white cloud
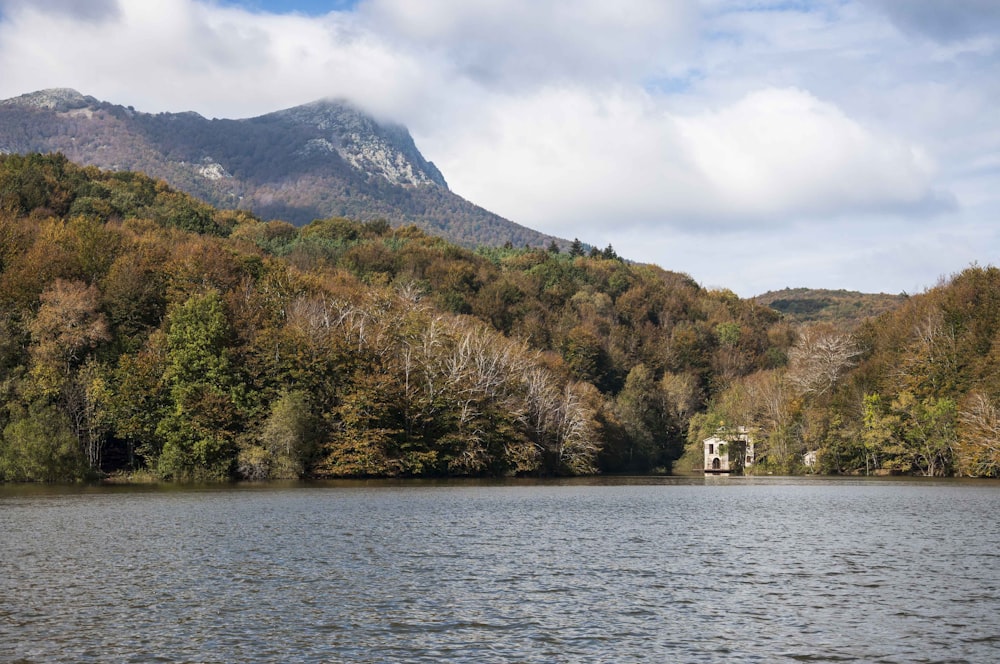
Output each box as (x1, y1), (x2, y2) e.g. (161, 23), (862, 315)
(0, 0), (120, 22)
(0, 0), (429, 119)
(359, 0), (699, 89)
(608, 215), (992, 298)
(420, 86), (699, 232)
(673, 87), (950, 220)
(427, 86), (949, 236)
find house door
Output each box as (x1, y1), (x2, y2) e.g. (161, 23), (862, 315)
(712, 457), (721, 470)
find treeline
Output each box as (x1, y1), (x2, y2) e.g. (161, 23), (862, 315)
(8, 154), (997, 482)
(688, 267), (1000, 477)
(0, 153), (785, 481)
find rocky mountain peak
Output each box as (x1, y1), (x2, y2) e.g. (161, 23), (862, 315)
(0, 89), (559, 249)
(268, 98), (448, 189)
(1, 88), (98, 112)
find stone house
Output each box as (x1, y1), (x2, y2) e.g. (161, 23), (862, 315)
(704, 427), (755, 474)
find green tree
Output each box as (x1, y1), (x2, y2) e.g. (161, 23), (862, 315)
(156, 291), (241, 480)
(103, 338), (169, 469)
(891, 392), (955, 476)
(610, 364), (672, 471)
(0, 402), (86, 481)
(239, 390), (318, 480)
(861, 393), (901, 474)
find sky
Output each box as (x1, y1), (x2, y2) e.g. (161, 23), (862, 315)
(1, 0), (998, 296)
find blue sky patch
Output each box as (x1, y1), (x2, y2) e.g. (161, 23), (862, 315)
(219, 0), (359, 16)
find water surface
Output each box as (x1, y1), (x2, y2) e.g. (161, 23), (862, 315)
(2, 476), (999, 662)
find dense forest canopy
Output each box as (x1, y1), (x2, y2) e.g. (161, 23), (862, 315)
(1, 153), (998, 481)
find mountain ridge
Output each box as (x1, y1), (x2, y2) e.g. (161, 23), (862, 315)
(0, 88), (560, 249)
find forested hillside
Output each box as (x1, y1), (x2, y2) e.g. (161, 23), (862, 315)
(0, 153), (785, 481)
(4, 154), (998, 482)
(687, 269), (1000, 477)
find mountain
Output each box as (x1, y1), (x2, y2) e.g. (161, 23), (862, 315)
(754, 287), (907, 328)
(0, 88), (559, 249)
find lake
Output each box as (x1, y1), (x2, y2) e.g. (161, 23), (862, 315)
(2, 476), (999, 663)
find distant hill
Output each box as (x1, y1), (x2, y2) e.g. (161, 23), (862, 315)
(754, 287), (907, 328)
(0, 88), (561, 249)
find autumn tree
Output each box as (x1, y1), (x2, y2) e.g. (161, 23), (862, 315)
(27, 279), (109, 395)
(956, 392), (1000, 477)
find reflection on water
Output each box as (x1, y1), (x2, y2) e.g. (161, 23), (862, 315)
(2, 477), (999, 663)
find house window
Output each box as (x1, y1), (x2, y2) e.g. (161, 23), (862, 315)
(708, 443), (714, 454)
(746, 455), (752, 463)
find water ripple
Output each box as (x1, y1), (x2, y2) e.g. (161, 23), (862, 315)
(1, 478), (999, 662)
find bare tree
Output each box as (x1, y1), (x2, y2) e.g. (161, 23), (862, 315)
(787, 326), (861, 397)
(957, 392), (1000, 477)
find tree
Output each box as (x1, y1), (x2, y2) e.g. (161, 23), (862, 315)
(661, 372), (701, 424)
(101, 242), (168, 348)
(156, 291), (240, 480)
(0, 402), (86, 481)
(897, 309), (960, 398)
(956, 392), (1000, 477)
(28, 279), (109, 384)
(892, 392), (956, 476)
(103, 338), (169, 469)
(568, 238), (585, 257)
(861, 393), (901, 475)
(239, 390), (318, 480)
(60, 360), (110, 472)
(743, 369), (799, 472)
(549, 382), (601, 474)
(319, 371), (405, 477)
(561, 325), (613, 390)
(788, 326), (861, 398)
(611, 364), (672, 471)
